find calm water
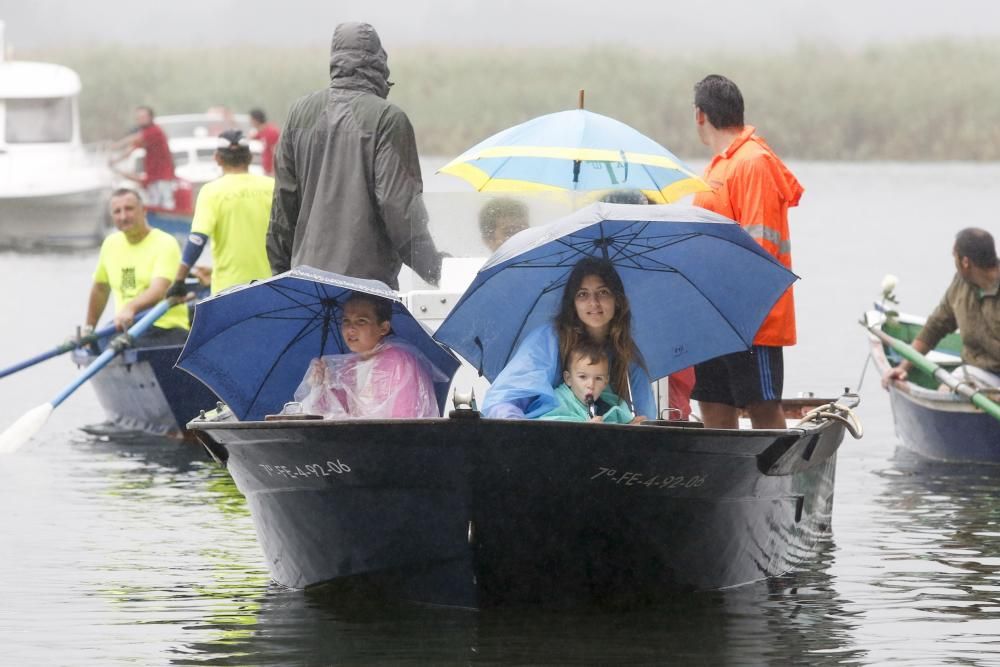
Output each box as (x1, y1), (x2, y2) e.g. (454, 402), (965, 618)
(1, 162), (999, 665)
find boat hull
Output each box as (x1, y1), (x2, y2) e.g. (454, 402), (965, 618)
(191, 414), (846, 607)
(865, 310), (1000, 464)
(0, 186), (110, 248)
(887, 386), (1000, 463)
(73, 344), (218, 437)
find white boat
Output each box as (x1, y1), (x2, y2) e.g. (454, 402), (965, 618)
(0, 21), (113, 248)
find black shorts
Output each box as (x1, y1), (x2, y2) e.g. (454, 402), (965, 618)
(691, 346), (784, 408)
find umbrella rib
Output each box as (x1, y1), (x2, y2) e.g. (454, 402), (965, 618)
(243, 280), (341, 417)
(445, 242), (577, 312)
(671, 270), (759, 347)
(203, 299), (330, 343)
(268, 283), (328, 313)
(193, 303), (316, 342)
(244, 316), (330, 417)
(501, 267), (573, 368)
(479, 155), (516, 190)
(638, 162), (665, 195)
(608, 229), (701, 269)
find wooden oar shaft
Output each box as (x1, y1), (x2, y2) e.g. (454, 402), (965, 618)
(868, 324), (1000, 422)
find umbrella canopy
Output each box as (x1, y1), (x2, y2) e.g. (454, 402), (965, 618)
(437, 109), (708, 203)
(176, 267), (460, 421)
(433, 203), (798, 383)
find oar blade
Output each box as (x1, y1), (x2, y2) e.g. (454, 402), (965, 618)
(0, 403), (54, 453)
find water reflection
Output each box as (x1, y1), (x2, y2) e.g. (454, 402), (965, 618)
(854, 453), (1000, 663)
(173, 539), (865, 666)
(76, 431), (212, 473)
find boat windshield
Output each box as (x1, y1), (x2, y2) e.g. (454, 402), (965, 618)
(5, 97), (73, 143)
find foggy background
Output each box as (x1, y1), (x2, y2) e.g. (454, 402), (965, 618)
(5, 0), (1000, 50)
(4, 1), (1000, 158)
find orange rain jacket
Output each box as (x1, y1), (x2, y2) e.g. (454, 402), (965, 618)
(693, 126), (803, 347)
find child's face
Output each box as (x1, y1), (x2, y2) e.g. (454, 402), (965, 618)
(563, 353), (609, 405)
(486, 216), (529, 252)
(341, 301), (390, 354)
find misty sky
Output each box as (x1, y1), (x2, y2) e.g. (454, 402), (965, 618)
(4, 0), (1000, 51)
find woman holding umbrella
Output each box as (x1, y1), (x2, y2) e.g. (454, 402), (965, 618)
(481, 257), (654, 422)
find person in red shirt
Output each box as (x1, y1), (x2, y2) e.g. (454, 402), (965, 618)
(249, 108), (281, 177)
(690, 74), (804, 429)
(110, 106), (177, 210)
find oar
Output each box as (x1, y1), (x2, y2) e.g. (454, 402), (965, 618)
(0, 305), (160, 380)
(0, 323), (118, 380)
(866, 323), (1000, 422)
(0, 300), (173, 453)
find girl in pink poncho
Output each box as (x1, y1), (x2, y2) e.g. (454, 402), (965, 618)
(293, 294), (441, 419)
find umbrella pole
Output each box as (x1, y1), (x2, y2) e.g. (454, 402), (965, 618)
(572, 89), (585, 187)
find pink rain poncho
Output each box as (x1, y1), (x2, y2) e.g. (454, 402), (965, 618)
(293, 338), (442, 419)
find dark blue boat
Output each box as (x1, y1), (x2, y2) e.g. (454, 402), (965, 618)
(864, 309), (1000, 464)
(189, 393), (861, 608)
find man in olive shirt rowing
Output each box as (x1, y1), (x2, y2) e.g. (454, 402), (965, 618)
(883, 228), (1000, 389)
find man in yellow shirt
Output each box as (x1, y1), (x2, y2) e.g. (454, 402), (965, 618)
(84, 188), (189, 346)
(168, 129), (274, 297)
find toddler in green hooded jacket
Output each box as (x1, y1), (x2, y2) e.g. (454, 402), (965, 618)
(539, 340), (634, 423)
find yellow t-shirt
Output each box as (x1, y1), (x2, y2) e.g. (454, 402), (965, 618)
(191, 172), (275, 294)
(94, 228), (189, 330)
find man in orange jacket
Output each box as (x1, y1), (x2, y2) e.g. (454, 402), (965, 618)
(690, 74), (804, 429)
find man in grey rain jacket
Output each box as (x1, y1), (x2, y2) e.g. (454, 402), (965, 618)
(266, 22), (443, 289)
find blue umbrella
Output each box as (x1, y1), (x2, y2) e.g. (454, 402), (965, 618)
(433, 203), (798, 383)
(176, 267), (460, 421)
(438, 108), (709, 203)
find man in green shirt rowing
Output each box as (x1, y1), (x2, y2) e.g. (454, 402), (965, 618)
(884, 227), (1000, 389)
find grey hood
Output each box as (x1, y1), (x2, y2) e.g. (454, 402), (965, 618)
(329, 22), (392, 98)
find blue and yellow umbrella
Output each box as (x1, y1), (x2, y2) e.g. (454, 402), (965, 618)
(438, 108), (708, 203)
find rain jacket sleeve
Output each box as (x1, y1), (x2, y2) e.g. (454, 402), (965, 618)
(629, 363), (656, 420)
(374, 107), (442, 286)
(266, 112), (301, 275)
(481, 326), (561, 419)
(539, 383), (635, 424)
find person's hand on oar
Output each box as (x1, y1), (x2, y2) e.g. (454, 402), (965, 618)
(868, 323), (1000, 423)
(0, 300), (174, 454)
(67, 324), (94, 344)
(165, 280), (191, 301)
(882, 362), (909, 388)
(881, 338), (931, 388)
(0, 323), (122, 381)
